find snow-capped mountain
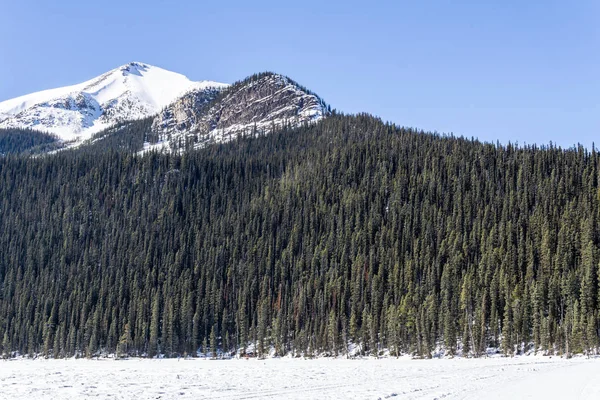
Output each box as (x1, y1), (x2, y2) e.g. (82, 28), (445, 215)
(0, 65), (330, 154)
(0, 62), (227, 143)
(144, 72), (329, 152)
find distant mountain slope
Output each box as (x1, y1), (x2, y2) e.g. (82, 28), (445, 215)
(0, 62), (227, 143)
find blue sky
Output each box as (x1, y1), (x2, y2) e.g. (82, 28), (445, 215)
(0, 0), (598, 148)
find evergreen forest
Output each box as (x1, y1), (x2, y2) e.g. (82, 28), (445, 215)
(1, 114), (599, 359)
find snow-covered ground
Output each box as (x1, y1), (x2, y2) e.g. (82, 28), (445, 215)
(1, 356), (599, 399)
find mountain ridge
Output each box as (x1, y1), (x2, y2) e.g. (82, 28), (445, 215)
(144, 71), (330, 153)
(0, 65), (329, 154)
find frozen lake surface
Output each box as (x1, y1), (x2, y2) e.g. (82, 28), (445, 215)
(1, 356), (599, 399)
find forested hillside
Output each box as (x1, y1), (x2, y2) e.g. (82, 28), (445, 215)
(0, 114), (598, 359)
(0, 128), (60, 155)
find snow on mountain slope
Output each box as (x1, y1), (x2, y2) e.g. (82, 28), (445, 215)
(0, 62), (227, 143)
(145, 72), (329, 152)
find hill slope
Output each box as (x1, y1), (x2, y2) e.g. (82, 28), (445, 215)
(1, 114), (598, 359)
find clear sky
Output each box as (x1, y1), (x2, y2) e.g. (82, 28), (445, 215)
(0, 0), (598, 148)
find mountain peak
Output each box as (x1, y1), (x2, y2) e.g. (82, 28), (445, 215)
(0, 64), (227, 142)
(118, 62), (150, 76)
(124, 61), (149, 68)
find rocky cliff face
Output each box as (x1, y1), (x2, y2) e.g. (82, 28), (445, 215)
(147, 72), (329, 152)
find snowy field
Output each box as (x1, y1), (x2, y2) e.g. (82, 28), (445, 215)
(1, 356), (599, 399)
